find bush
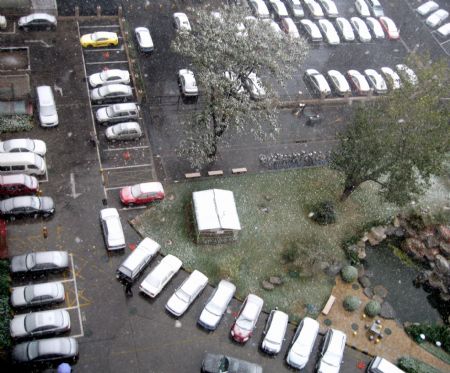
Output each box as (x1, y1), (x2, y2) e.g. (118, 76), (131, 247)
(406, 323), (450, 353)
(0, 260), (11, 351)
(281, 242), (300, 263)
(341, 265), (358, 283)
(311, 200), (336, 225)
(398, 356), (443, 373)
(343, 295), (361, 312)
(365, 300), (381, 317)
(0, 115), (33, 134)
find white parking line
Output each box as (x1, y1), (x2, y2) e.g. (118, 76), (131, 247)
(119, 206), (147, 211)
(102, 163), (153, 171)
(0, 22), (16, 34)
(104, 145), (149, 152)
(70, 253), (84, 339)
(85, 60), (129, 66)
(83, 46), (124, 53)
(79, 25), (120, 29)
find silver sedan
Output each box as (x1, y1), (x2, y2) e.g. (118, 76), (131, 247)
(11, 281), (65, 308)
(0, 138), (46, 156)
(12, 337), (78, 364)
(10, 309), (70, 339)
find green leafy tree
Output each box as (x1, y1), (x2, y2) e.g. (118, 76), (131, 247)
(171, 6), (309, 168)
(331, 55), (450, 205)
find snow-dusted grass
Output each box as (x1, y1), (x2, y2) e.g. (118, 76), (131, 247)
(132, 168), (395, 321)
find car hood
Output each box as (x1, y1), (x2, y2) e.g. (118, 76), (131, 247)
(12, 342), (29, 362)
(199, 309), (221, 329)
(40, 197), (55, 212)
(119, 187), (134, 202)
(262, 338), (281, 353)
(10, 315), (27, 338)
(232, 323), (250, 339)
(287, 346), (308, 368)
(318, 358), (340, 373)
(166, 294), (188, 316)
(33, 140), (47, 156)
(80, 34), (92, 43)
(39, 111), (58, 124)
(10, 287), (26, 307)
(89, 74), (104, 87)
(10, 255), (28, 272)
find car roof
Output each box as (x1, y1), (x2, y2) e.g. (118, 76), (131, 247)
(181, 270), (207, 294)
(0, 174), (28, 184)
(111, 102), (138, 111)
(138, 182), (164, 194)
(24, 13), (56, 22)
(28, 282), (62, 297)
(92, 31), (117, 38)
(101, 207), (119, 218)
(266, 310), (288, 339)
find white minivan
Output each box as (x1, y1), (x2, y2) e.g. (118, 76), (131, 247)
(286, 316), (320, 369)
(36, 86), (58, 127)
(0, 153), (46, 176)
(261, 310), (289, 355)
(368, 356), (405, 373)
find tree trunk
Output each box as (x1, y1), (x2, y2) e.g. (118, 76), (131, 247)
(340, 182), (359, 201)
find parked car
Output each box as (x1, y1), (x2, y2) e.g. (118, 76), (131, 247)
(173, 12), (192, 31)
(300, 19), (323, 41)
(318, 19), (340, 44)
(395, 64), (418, 86)
(139, 254), (182, 298)
(0, 174), (39, 197)
(18, 13), (56, 31)
(260, 310), (288, 355)
(96, 103), (140, 125)
(304, 69), (331, 97)
(285, 0), (304, 18)
(366, 17), (385, 39)
(120, 182), (164, 206)
(134, 27), (154, 52)
(416, 1), (439, 16)
(0, 139), (46, 157)
(166, 270), (208, 317)
(335, 17), (355, 41)
(380, 67), (401, 90)
(12, 337), (78, 364)
(243, 72), (266, 100)
(10, 309), (70, 339)
(378, 16), (399, 39)
(317, 0), (339, 18)
(231, 294), (264, 343)
(350, 17), (372, 42)
(304, 0), (324, 19)
(100, 208), (125, 251)
(88, 69), (130, 88)
(367, 356), (405, 373)
(346, 69), (371, 95)
(355, 0), (370, 17)
(90, 84), (132, 104)
(269, 0), (289, 18)
(10, 281), (65, 308)
(326, 70), (351, 96)
(80, 31), (118, 48)
(364, 69), (387, 94)
(366, 0), (384, 17)
(198, 280), (236, 331)
(201, 353), (263, 373)
(249, 0), (270, 19)
(286, 317), (320, 370)
(0, 196), (54, 220)
(0, 15), (6, 30)
(178, 69), (198, 97)
(426, 9), (449, 28)
(280, 17), (300, 38)
(437, 22), (450, 38)
(316, 329), (347, 373)
(105, 121), (142, 142)
(10, 251), (69, 275)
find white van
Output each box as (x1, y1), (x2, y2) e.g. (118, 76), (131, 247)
(36, 86), (58, 127)
(368, 356), (405, 373)
(116, 237), (160, 283)
(0, 153), (46, 176)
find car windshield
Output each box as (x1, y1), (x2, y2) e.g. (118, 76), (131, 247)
(34, 156), (43, 169)
(106, 106), (115, 116)
(25, 314), (38, 331)
(4, 140), (31, 152)
(40, 102), (55, 116)
(24, 286), (36, 301)
(26, 254), (36, 269)
(176, 288), (190, 303)
(92, 33), (100, 41)
(27, 342), (39, 361)
(100, 71), (111, 81)
(206, 301), (223, 316)
(236, 316), (252, 330)
(131, 184), (142, 197)
(31, 198), (40, 209)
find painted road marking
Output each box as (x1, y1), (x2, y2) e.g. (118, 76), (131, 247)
(70, 253), (85, 339)
(24, 39), (53, 48)
(0, 22), (16, 34)
(79, 25), (120, 29)
(68, 173), (82, 199)
(83, 46), (124, 53)
(102, 163), (153, 171)
(104, 145), (150, 152)
(85, 60), (129, 66)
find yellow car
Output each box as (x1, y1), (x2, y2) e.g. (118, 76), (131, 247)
(80, 31), (118, 48)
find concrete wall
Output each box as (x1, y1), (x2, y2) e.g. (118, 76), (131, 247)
(1, 0), (57, 16)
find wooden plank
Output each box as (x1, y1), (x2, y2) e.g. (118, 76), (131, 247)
(208, 170), (223, 176)
(185, 172), (201, 179)
(232, 167), (247, 174)
(322, 295), (336, 315)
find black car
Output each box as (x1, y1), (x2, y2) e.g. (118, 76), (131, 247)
(201, 353), (263, 373)
(18, 13), (57, 31)
(0, 196), (54, 220)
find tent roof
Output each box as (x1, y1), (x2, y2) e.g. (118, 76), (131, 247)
(193, 189), (241, 231)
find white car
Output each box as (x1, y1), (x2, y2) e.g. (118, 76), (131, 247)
(346, 69), (371, 95)
(380, 67), (401, 90)
(0, 139), (46, 157)
(327, 70), (351, 96)
(304, 0), (324, 19)
(10, 251), (69, 274)
(378, 16), (399, 39)
(281, 17), (301, 38)
(366, 17), (384, 39)
(269, 0), (289, 18)
(355, 0), (370, 17)
(317, 0), (339, 18)
(198, 280), (236, 331)
(10, 309), (70, 339)
(437, 22), (450, 37)
(243, 72), (266, 100)
(100, 208), (125, 251)
(285, 0), (304, 18)
(316, 329), (347, 373)
(105, 122), (142, 141)
(90, 84), (132, 104)
(416, 1), (439, 16)
(395, 64), (418, 86)
(350, 17), (372, 42)
(304, 69), (331, 97)
(264, 19), (283, 35)
(300, 19), (323, 41)
(230, 294), (264, 343)
(88, 69), (130, 88)
(318, 19), (340, 44)
(10, 281), (65, 308)
(364, 69), (387, 94)
(261, 310), (289, 355)
(178, 69), (198, 97)
(134, 27), (154, 52)
(249, 0), (270, 18)
(426, 9), (449, 28)
(224, 71), (245, 95)
(173, 12), (191, 31)
(286, 317), (320, 370)
(165, 270), (208, 317)
(139, 254), (182, 298)
(335, 17), (355, 41)
(366, 0), (384, 17)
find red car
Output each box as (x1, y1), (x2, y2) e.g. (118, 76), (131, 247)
(0, 174), (39, 198)
(120, 182), (164, 206)
(378, 16), (399, 40)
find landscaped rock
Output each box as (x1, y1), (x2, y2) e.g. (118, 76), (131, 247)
(439, 242), (450, 258)
(385, 226), (397, 236)
(269, 276), (283, 285)
(436, 225), (450, 243)
(261, 280), (274, 290)
(401, 238), (427, 262)
(373, 285), (388, 298)
(367, 226), (387, 246)
(372, 295), (384, 304)
(363, 287), (374, 298)
(325, 262), (343, 276)
(425, 235), (440, 249)
(435, 255), (450, 275)
(380, 301), (396, 319)
(359, 276), (371, 288)
(357, 264), (365, 278)
(394, 227), (405, 238)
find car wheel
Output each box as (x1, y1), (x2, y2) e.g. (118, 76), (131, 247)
(33, 213), (39, 219)
(109, 43), (114, 47)
(128, 203), (135, 207)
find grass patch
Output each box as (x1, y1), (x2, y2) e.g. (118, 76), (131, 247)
(420, 342), (450, 365)
(132, 168), (395, 319)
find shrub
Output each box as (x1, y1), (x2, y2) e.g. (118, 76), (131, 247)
(405, 323), (450, 353)
(343, 295), (361, 312)
(0, 115), (33, 133)
(281, 242), (300, 263)
(398, 356), (443, 373)
(365, 300), (381, 317)
(311, 200), (336, 225)
(341, 265), (358, 283)
(0, 260), (11, 351)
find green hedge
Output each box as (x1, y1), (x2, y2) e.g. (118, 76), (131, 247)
(0, 260), (11, 351)
(405, 323), (450, 353)
(398, 356), (443, 373)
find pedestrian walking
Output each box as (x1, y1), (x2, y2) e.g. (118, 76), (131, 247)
(125, 282), (133, 297)
(57, 362), (72, 373)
